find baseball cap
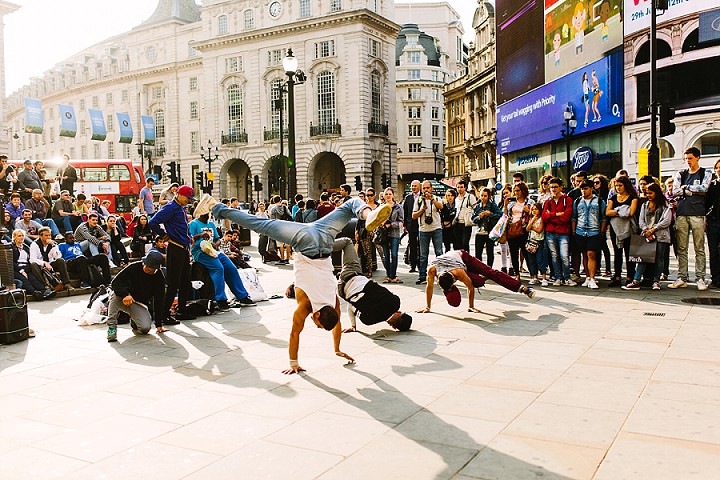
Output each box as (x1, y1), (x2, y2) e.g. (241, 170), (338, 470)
(176, 185), (196, 201)
(142, 251), (164, 270)
(444, 285), (461, 307)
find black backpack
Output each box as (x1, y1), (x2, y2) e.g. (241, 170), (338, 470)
(87, 265), (105, 288)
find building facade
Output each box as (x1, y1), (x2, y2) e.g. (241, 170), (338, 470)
(4, 0), (400, 201)
(0, 0), (19, 155)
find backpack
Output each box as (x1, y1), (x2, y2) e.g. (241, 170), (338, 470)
(87, 264), (105, 288)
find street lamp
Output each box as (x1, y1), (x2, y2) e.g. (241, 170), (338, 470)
(560, 103), (577, 188)
(281, 48), (306, 200)
(200, 139), (220, 194)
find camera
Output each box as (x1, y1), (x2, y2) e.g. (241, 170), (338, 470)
(425, 215), (434, 225)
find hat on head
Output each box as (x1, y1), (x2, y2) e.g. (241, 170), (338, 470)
(142, 251), (164, 270)
(176, 185), (196, 201)
(23, 159), (32, 165)
(444, 285), (461, 307)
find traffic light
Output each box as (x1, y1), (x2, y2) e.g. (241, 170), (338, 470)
(166, 161), (178, 184)
(354, 175), (362, 192)
(195, 171), (205, 191)
(655, 0), (669, 9)
(253, 174), (263, 192)
(381, 173), (389, 188)
(659, 104), (676, 137)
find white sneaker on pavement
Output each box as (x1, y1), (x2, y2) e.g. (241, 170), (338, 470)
(541, 279), (549, 287)
(193, 194), (218, 218)
(528, 278), (538, 285)
(581, 277), (590, 287)
(697, 279), (709, 291)
(365, 203), (392, 231)
(564, 279), (578, 287)
(553, 279), (563, 286)
(587, 278), (599, 289)
(667, 278), (687, 289)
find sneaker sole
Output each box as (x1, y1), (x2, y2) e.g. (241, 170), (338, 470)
(365, 204), (392, 231)
(193, 194), (216, 218)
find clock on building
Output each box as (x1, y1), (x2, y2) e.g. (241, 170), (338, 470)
(269, 1), (282, 18)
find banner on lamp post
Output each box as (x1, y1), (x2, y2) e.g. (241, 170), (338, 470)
(58, 104), (77, 138)
(116, 113), (133, 144)
(23, 98), (44, 134)
(141, 115), (155, 146)
(88, 109), (107, 141)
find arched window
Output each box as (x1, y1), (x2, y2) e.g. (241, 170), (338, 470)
(270, 79), (287, 134)
(634, 40), (672, 66)
(218, 15), (228, 35)
(696, 132), (720, 155)
(658, 139), (675, 159)
(227, 84), (244, 134)
(317, 71), (336, 127)
(370, 70), (381, 124)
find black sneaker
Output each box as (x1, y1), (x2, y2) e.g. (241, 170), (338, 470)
(163, 318), (181, 326)
(216, 300), (231, 312)
(416, 279), (427, 285)
(175, 311), (197, 321)
(237, 296), (256, 306)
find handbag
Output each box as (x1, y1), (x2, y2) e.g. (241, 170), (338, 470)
(525, 237), (539, 254)
(506, 220), (525, 239)
(42, 269), (64, 292)
(628, 234), (657, 263)
(374, 227), (388, 246)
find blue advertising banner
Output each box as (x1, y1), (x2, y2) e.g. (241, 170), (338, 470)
(141, 115), (155, 146)
(699, 8), (720, 44)
(58, 104), (77, 138)
(23, 98), (44, 134)
(497, 50), (623, 155)
(116, 113), (133, 144)
(88, 109), (107, 141)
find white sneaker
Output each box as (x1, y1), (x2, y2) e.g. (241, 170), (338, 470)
(553, 279), (563, 286)
(541, 279), (549, 287)
(365, 203), (392, 231)
(587, 278), (599, 289)
(697, 279), (709, 291)
(667, 279), (687, 289)
(581, 277), (590, 287)
(528, 278), (538, 285)
(564, 279), (578, 287)
(193, 194), (218, 218)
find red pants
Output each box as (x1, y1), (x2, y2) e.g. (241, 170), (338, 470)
(460, 250), (522, 293)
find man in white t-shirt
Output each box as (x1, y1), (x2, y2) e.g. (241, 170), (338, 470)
(412, 180), (444, 285)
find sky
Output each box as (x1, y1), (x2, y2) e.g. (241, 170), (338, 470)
(4, 0), (479, 95)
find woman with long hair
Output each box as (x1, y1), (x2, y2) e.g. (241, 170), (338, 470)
(472, 187), (502, 267)
(504, 182), (534, 281)
(440, 188), (457, 252)
(499, 184), (513, 274)
(582, 72), (591, 127)
(622, 183), (671, 290)
(103, 215), (129, 266)
(379, 187), (404, 283)
(537, 175), (553, 205)
(606, 176), (639, 287)
(592, 174), (612, 276)
(356, 188), (379, 276)
(131, 214), (152, 258)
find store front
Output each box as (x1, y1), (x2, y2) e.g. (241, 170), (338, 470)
(551, 128), (622, 186)
(506, 145), (552, 191)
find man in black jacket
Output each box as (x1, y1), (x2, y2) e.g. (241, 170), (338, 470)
(107, 251), (166, 342)
(403, 180), (421, 272)
(56, 154), (78, 195)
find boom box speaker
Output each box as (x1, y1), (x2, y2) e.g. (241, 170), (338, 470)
(0, 243), (13, 289)
(0, 290), (29, 344)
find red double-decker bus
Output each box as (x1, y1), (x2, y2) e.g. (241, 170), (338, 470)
(10, 159), (145, 221)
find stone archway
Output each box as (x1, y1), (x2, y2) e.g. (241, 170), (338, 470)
(309, 152), (346, 198)
(221, 158), (251, 203)
(371, 161), (382, 191)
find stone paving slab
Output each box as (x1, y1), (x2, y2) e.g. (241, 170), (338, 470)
(2, 239), (720, 479)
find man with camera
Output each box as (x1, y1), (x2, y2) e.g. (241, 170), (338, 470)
(412, 180), (444, 285)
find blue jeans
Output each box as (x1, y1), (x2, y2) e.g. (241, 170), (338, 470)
(382, 236), (400, 279)
(526, 239), (547, 277)
(546, 232), (570, 281)
(39, 219), (60, 236)
(53, 216), (72, 233)
(195, 251), (248, 302)
(79, 240), (114, 264)
(418, 229), (443, 280)
(212, 198), (368, 257)
(633, 242), (669, 283)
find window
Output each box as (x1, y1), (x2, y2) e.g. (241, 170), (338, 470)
(227, 84), (244, 134)
(188, 42), (197, 58)
(80, 119), (86, 133)
(92, 96), (98, 108)
(244, 10), (254, 29)
(407, 35), (418, 47)
(408, 88), (421, 100)
(408, 125), (421, 137)
(369, 39), (380, 57)
(409, 52), (421, 63)
(270, 79), (287, 132)
(190, 101), (199, 120)
(432, 125), (440, 137)
(151, 86), (164, 99)
(108, 142), (115, 159)
(317, 71), (336, 126)
(408, 69), (421, 80)
(191, 131), (199, 153)
(330, 0), (342, 12)
(106, 93), (113, 105)
(93, 144), (100, 159)
(189, 77), (198, 91)
(431, 107), (439, 119)
(218, 15), (228, 35)
(268, 49), (283, 66)
(371, 70), (381, 124)
(431, 71), (438, 82)
(106, 114), (114, 131)
(408, 143), (421, 152)
(431, 88), (439, 101)
(369, 0), (378, 12)
(433, 143), (439, 153)
(315, 40), (336, 58)
(82, 166), (106, 181)
(50, 127), (55, 143)
(70, 147), (75, 158)
(299, 0), (311, 18)
(109, 164), (131, 181)
(225, 56), (243, 73)
(121, 90), (128, 103)
(155, 110), (165, 139)
(79, 99), (85, 110)
(408, 106), (421, 119)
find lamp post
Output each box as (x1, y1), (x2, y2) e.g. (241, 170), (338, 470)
(560, 103), (577, 188)
(282, 48), (306, 200)
(200, 139), (219, 194)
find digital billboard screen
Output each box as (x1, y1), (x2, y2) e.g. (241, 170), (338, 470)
(624, 0), (715, 36)
(497, 50), (624, 155)
(544, 0), (623, 83)
(496, 0), (545, 105)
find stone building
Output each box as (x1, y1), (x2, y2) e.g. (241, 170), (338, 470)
(0, 0), (18, 155)
(4, 0), (400, 201)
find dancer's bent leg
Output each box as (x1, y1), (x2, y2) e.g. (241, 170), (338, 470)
(461, 250), (522, 292)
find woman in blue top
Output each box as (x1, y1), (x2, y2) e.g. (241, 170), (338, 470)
(471, 187), (502, 267)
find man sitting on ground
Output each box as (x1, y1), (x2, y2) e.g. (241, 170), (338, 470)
(58, 231), (111, 287)
(29, 226), (72, 289)
(24, 189), (62, 239)
(15, 209), (43, 245)
(74, 213), (113, 262)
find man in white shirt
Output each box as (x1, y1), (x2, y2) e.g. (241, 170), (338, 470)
(453, 180), (477, 251)
(412, 180), (444, 285)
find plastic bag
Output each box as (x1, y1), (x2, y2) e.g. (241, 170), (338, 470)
(227, 267), (268, 302)
(77, 292), (110, 326)
(489, 214), (508, 244)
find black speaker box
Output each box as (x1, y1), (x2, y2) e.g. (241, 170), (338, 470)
(0, 289), (29, 344)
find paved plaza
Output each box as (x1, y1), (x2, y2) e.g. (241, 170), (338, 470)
(2, 241), (720, 479)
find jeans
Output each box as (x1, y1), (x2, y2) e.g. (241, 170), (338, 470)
(526, 239), (547, 277)
(52, 215), (72, 233)
(675, 215), (706, 281)
(79, 240), (114, 265)
(164, 242), (192, 317)
(706, 218), (719, 284)
(418, 229), (443, 280)
(460, 250), (522, 292)
(474, 234), (495, 268)
(546, 232), (570, 281)
(613, 236), (636, 281)
(195, 251), (248, 302)
(634, 242), (669, 283)
(38, 219), (60, 236)
(212, 198), (368, 258)
(508, 234), (528, 276)
(453, 224), (472, 251)
(382, 236), (400, 279)
(406, 229), (419, 269)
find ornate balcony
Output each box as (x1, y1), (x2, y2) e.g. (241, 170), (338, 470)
(221, 130), (248, 145)
(310, 122), (341, 137)
(368, 121), (388, 136)
(263, 128), (288, 141)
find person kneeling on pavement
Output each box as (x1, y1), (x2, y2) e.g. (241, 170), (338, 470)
(107, 251), (167, 342)
(58, 231), (111, 288)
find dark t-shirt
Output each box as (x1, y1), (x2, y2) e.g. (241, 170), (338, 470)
(677, 169), (707, 217)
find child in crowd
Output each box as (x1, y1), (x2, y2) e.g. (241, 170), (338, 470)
(526, 203), (548, 286)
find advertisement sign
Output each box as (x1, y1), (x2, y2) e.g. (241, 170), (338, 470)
(88, 109), (107, 141)
(699, 8), (720, 43)
(497, 50), (623, 155)
(496, 0), (545, 104)
(23, 98), (44, 134)
(75, 182), (121, 196)
(624, 0), (714, 36)
(572, 146), (594, 172)
(141, 115), (156, 146)
(116, 113), (133, 144)
(544, 0), (623, 82)
(58, 104), (77, 138)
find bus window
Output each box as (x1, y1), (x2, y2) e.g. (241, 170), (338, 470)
(109, 164), (131, 181)
(115, 195), (137, 213)
(133, 166), (141, 184)
(81, 167), (107, 182)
